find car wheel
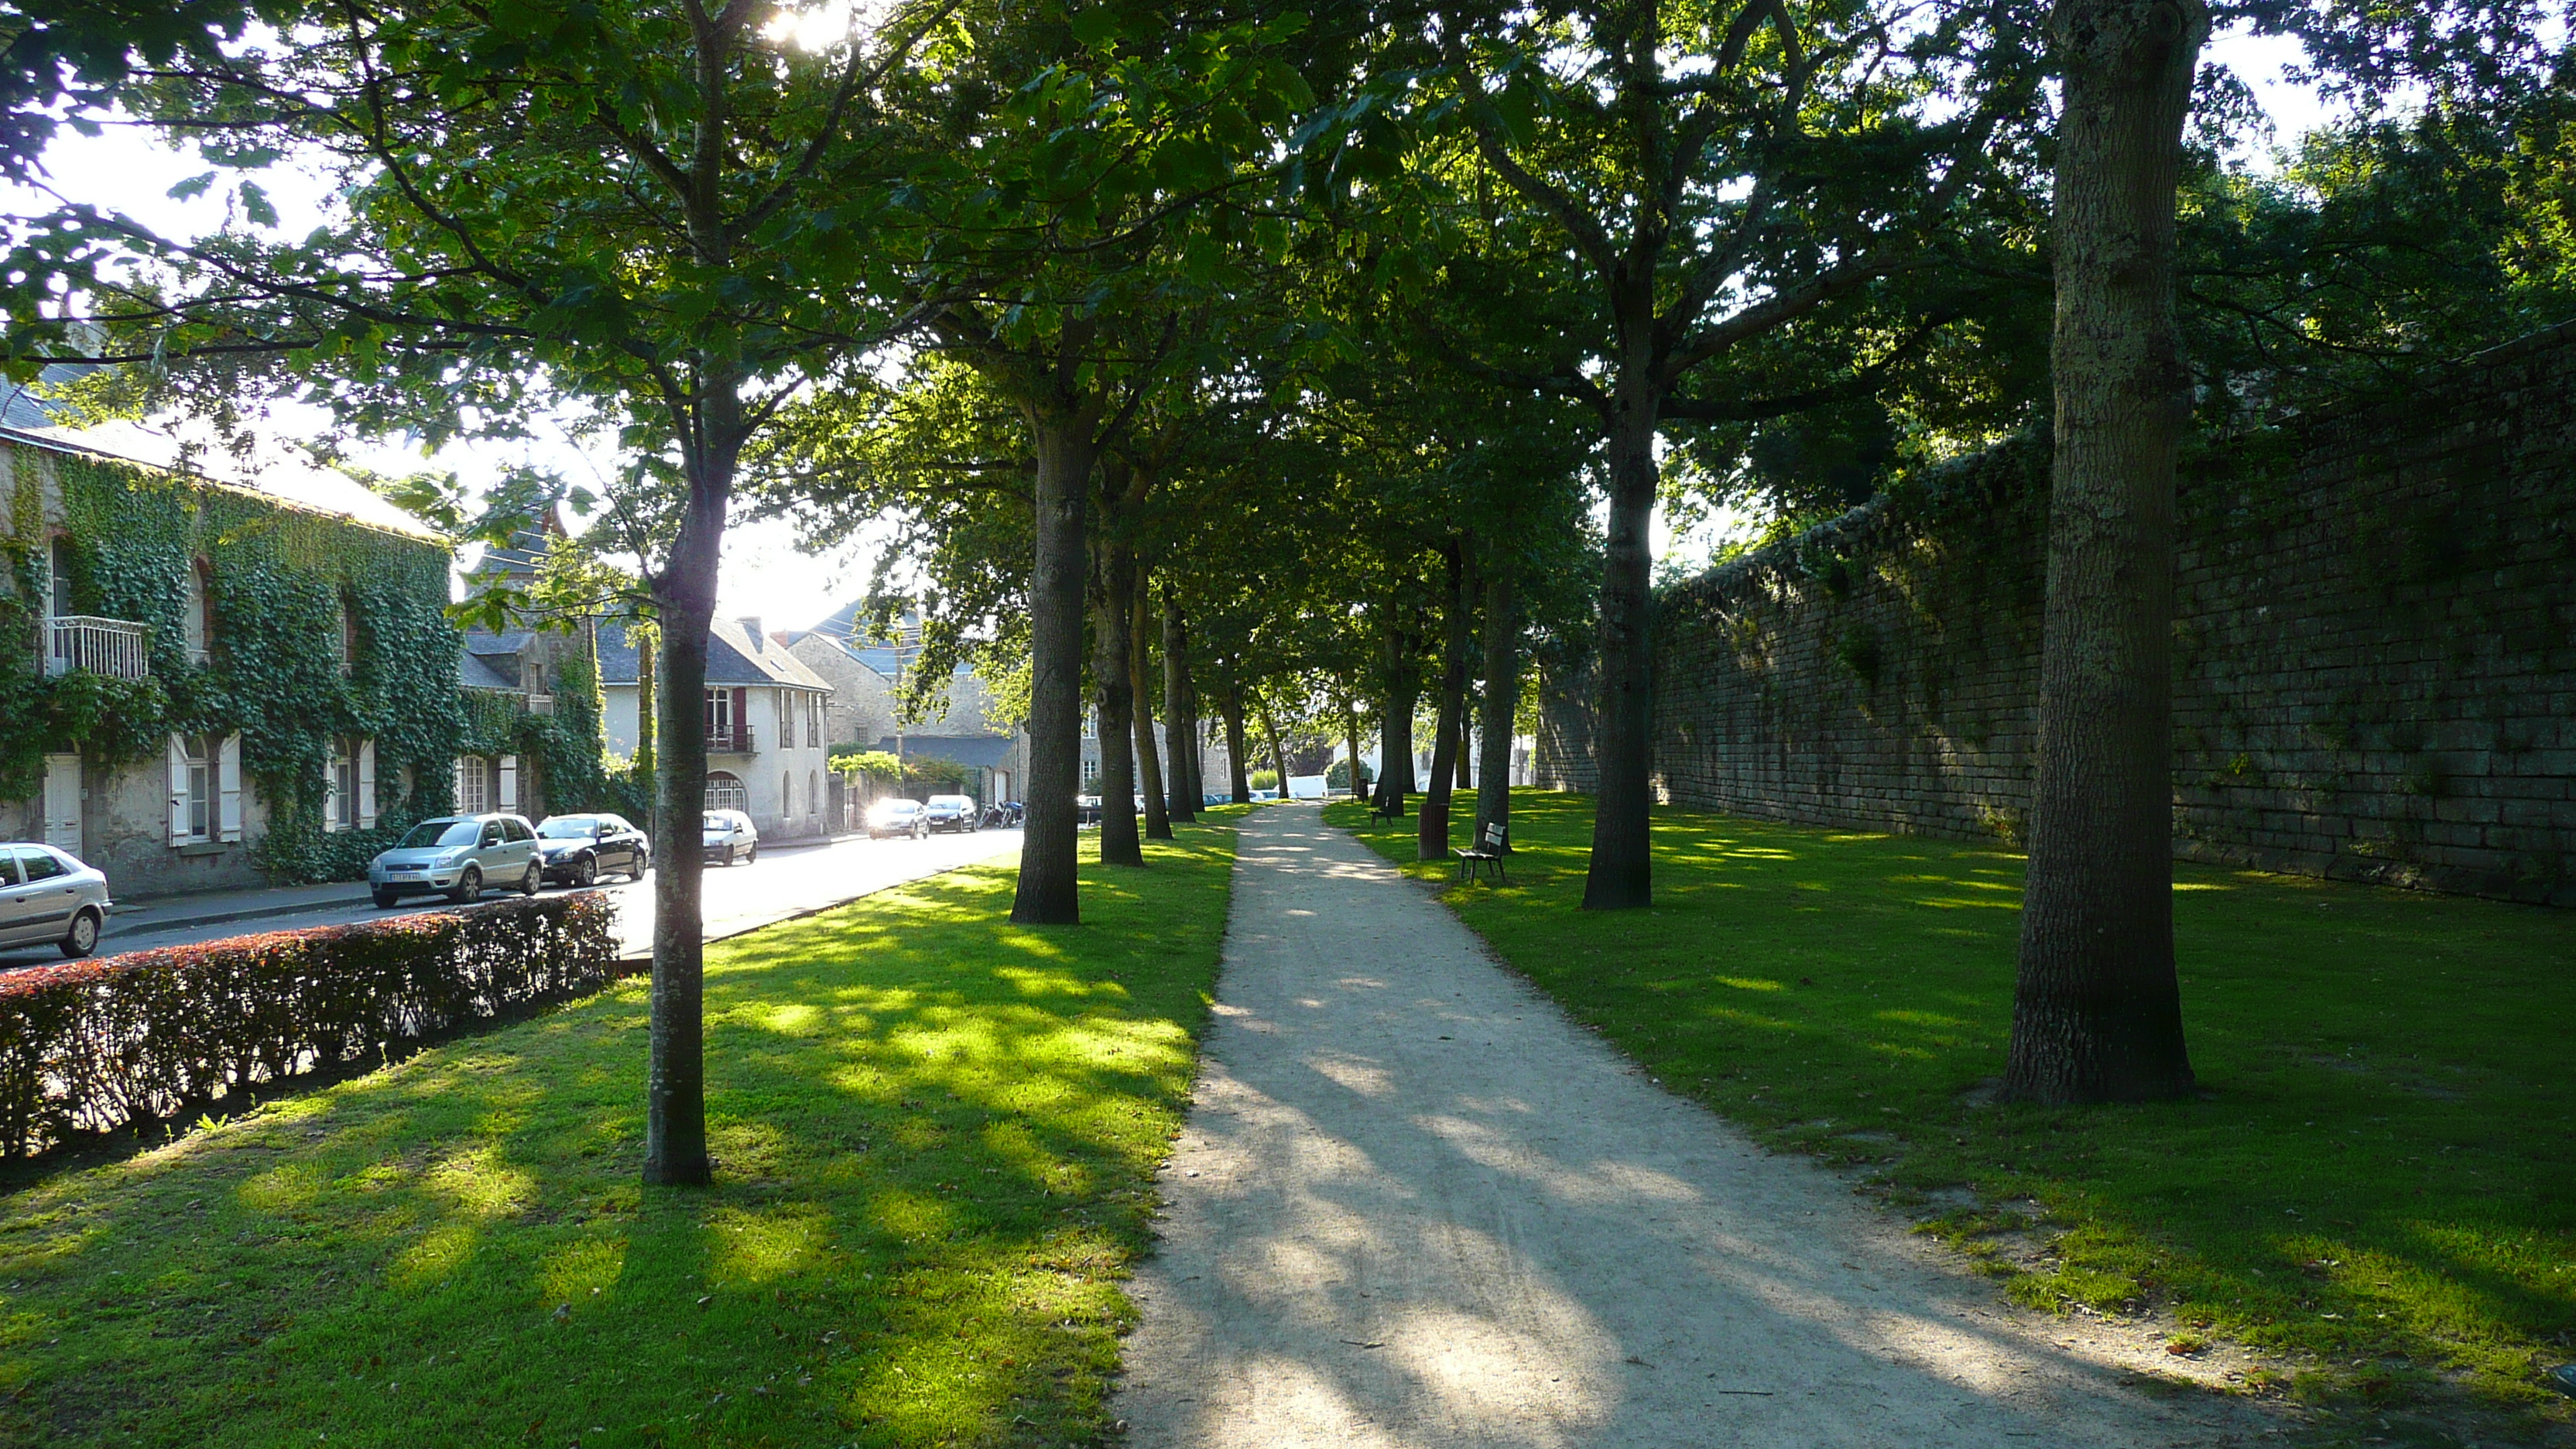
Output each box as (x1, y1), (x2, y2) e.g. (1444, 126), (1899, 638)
(745, 843), (758, 864)
(521, 862), (541, 896)
(573, 855), (598, 889)
(449, 865), (482, 903)
(59, 909), (100, 960)
(372, 889), (399, 909)
(631, 851), (649, 881)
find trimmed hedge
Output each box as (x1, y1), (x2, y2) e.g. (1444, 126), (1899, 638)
(0, 892), (622, 1156)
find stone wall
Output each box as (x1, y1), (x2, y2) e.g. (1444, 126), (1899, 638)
(1538, 323), (2576, 906)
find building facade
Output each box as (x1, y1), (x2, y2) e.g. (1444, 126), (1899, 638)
(0, 398), (473, 898)
(598, 617), (834, 841)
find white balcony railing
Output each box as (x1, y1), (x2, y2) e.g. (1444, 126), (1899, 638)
(43, 615), (153, 680)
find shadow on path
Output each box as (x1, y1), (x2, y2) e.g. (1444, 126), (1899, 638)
(1114, 805), (2276, 1449)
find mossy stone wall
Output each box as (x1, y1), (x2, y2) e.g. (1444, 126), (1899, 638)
(1540, 324), (2576, 906)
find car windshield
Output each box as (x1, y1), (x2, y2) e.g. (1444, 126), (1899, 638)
(399, 820), (479, 849)
(538, 817), (602, 839)
(927, 796), (971, 810)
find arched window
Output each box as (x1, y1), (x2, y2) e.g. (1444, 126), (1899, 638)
(704, 771), (748, 813)
(807, 771), (819, 817)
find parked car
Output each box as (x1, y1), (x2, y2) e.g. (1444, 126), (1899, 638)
(922, 794), (981, 834)
(703, 810), (759, 865)
(1075, 794), (1101, 826)
(369, 814), (540, 906)
(535, 812), (649, 887)
(866, 798), (927, 840)
(0, 841), (111, 959)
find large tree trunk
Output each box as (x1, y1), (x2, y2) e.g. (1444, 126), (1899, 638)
(1092, 540), (1143, 865)
(1131, 581), (1171, 841)
(632, 622), (657, 787)
(1259, 691), (1290, 804)
(1161, 594), (1200, 821)
(2003, 0), (2205, 1105)
(643, 428), (734, 1188)
(1012, 406), (1096, 924)
(1419, 546), (1471, 862)
(1583, 407), (1658, 909)
(1220, 669), (1251, 803)
(1375, 622), (1416, 817)
(1344, 690), (1365, 800)
(1475, 567), (1518, 851)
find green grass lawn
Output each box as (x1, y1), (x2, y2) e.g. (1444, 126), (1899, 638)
(1327, 793), (2576, 1435)
(0, 814), (1242, 1449)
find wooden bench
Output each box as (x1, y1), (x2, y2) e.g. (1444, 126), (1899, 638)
(1454, 820), (1507, 885)
(1368, 794), (1403, 824)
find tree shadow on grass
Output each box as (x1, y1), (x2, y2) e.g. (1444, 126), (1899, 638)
(0, 824), (1240, 1449)
(1322, 792), (2576, 1427)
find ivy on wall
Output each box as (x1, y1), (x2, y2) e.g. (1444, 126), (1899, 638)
(1, 448), (611, 884)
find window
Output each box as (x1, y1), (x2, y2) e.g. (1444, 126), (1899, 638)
(777, 690), (790, 742)
(807, 695), (820, 748)
(328, 739), (357, 832)
(704, 771), (748, 813)
(185, 735), (213, 840)
(457, 755), (491, 814)
(781, 771), (792, 817)
(335, 594), (359, 675)
(18, 845), (67, 883)
(809, 771), (820, 817)
(183, 560), (212, 665)
(47, 537), (72, 618)
(705, 687), (734, 743)
(1081, 757), (1099, 786)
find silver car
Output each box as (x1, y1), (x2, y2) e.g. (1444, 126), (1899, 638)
(368, 814), (540, 906)
(0, 842), (111, 958)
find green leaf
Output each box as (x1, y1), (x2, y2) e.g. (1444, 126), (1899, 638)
(1067, 7), (1119, 46)
(166, 172), (218, 202)
(238, 181), (279, 228)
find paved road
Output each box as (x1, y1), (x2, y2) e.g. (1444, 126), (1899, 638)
(0, 827), (1023, 970)
(1115, 805), (2271, 1449)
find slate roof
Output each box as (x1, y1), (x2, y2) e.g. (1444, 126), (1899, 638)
(0, 365), (442, 543)
(598, 617), (832, 690)
(782, 602), (982, 679)
(459, 651), (519, 690)
(879, 734), (1016, 769)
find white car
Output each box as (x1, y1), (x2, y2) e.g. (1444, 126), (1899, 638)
(702, 810), (759, 866)
(0, 842), (112, 959)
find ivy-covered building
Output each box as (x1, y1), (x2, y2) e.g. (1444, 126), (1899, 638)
(0, 392), (586, 897)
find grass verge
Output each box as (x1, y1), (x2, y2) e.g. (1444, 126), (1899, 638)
(1327, 793), (2574, 1439)
(0, 814), (1242, 1448)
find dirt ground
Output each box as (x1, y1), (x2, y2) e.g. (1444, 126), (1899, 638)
(1112, 805), (2288, 1448)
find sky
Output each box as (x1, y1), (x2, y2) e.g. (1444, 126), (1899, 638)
(4, 25), (2338, 629)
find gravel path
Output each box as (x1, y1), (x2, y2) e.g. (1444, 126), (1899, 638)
(1114, 803), (2271, 1448)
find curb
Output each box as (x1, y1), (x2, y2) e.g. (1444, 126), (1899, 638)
(104, 894), (375, 940)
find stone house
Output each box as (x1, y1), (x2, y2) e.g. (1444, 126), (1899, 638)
(0, 388), (471, 897)
(597, 617), (834, 841)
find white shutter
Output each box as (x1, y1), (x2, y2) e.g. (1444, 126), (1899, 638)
(167, 735), (190, 845)
(322, 748), (343, 833)
(357, 740), (378, 829)
(218, 735), (243, 843)
(498, 754), (519, 811)
(453, 757), (468, 810)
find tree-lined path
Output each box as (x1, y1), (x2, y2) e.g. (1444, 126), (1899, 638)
(1115, 805), (2270, 1447)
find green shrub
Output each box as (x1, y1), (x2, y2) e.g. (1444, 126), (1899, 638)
(0, 892), (621, 1156)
